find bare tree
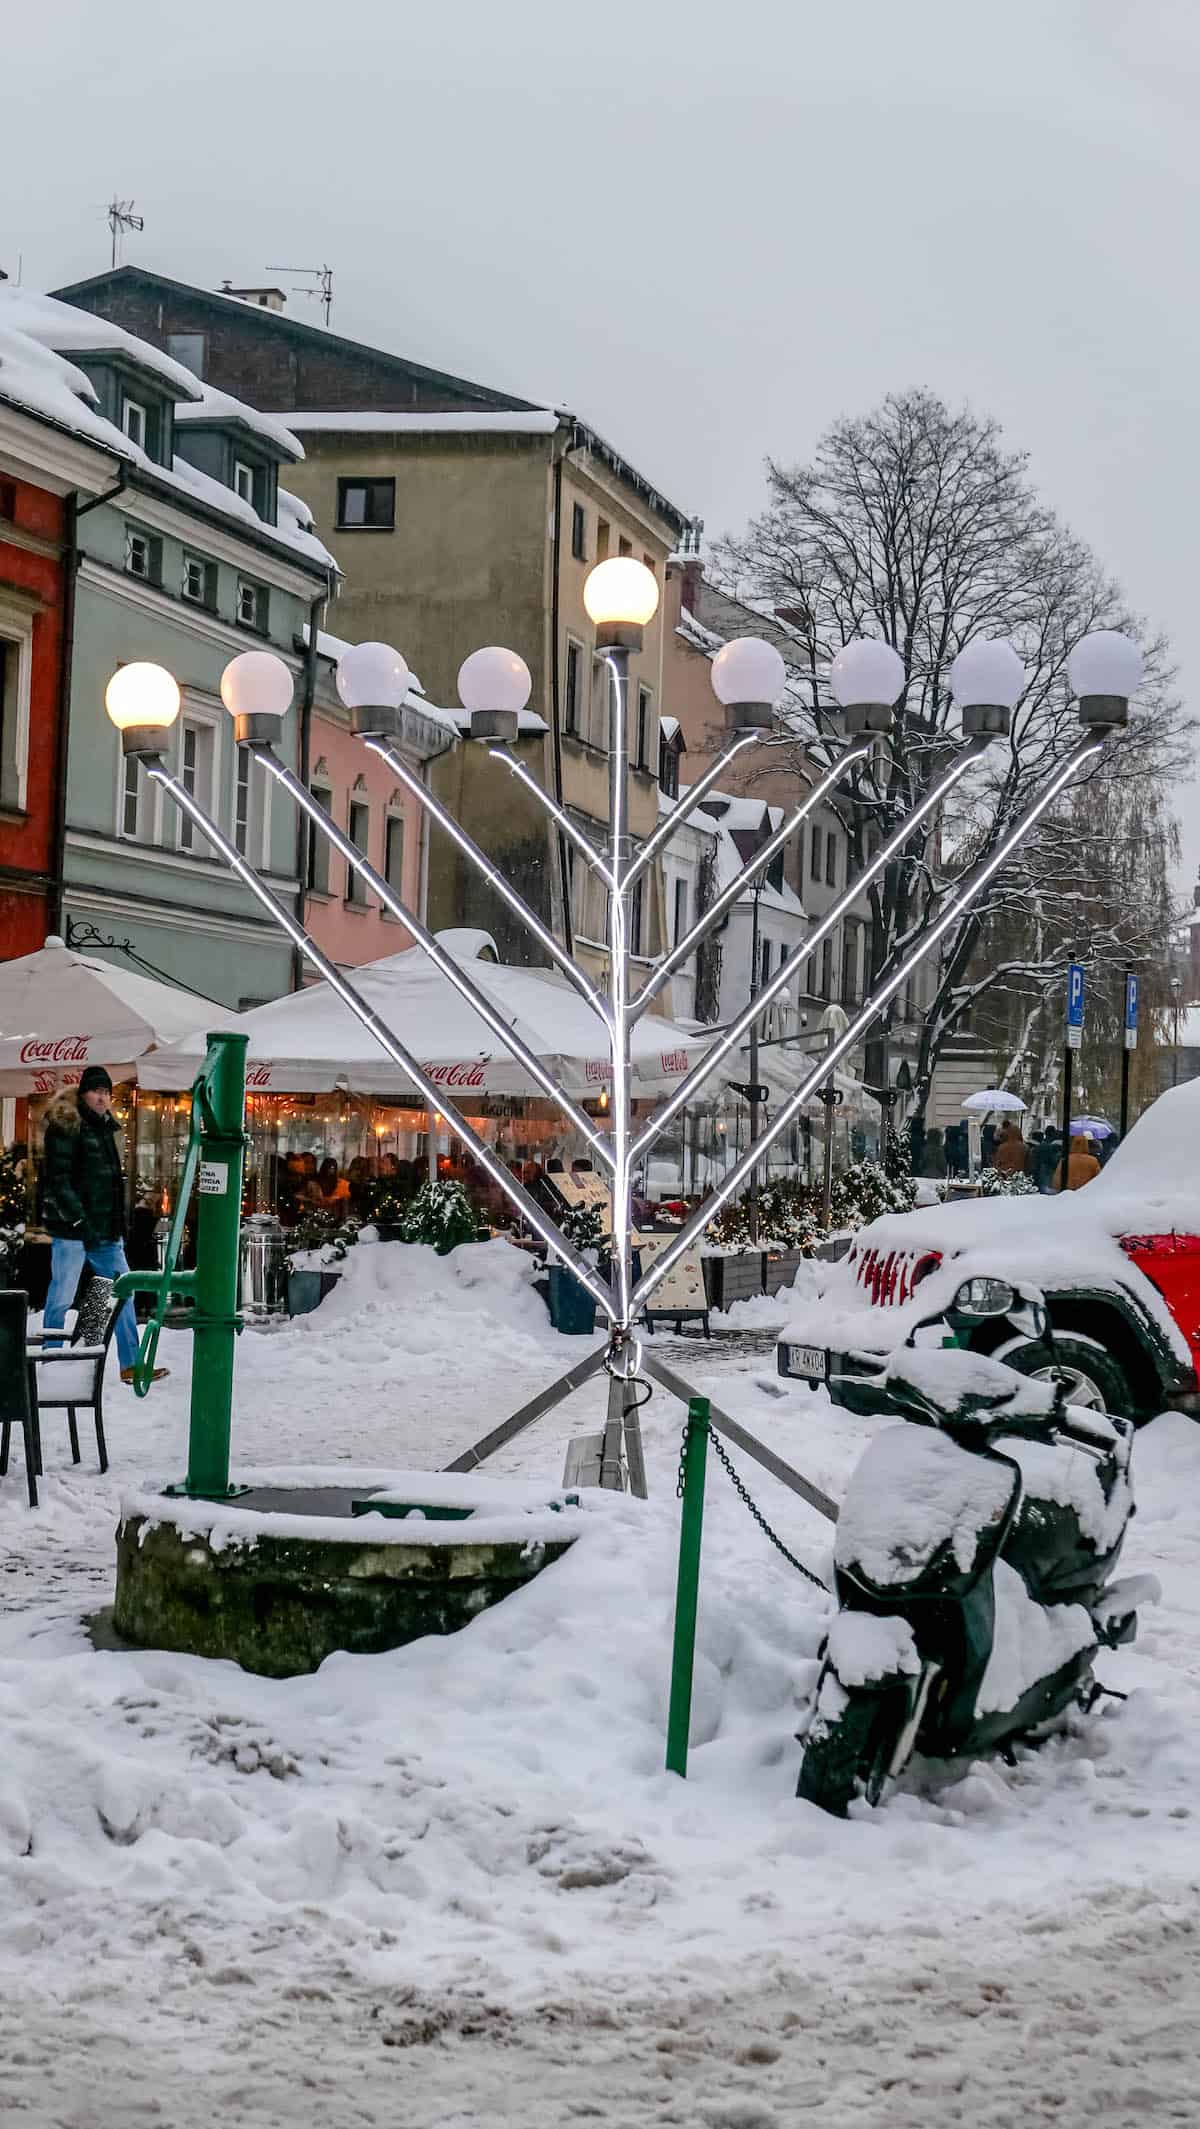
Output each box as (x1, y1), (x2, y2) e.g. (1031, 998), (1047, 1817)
(715, 390), (1189, 1112)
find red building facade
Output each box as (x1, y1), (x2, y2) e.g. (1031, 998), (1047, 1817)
(0, 467), (67, 958)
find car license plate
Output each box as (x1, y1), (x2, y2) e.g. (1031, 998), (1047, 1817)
(790, 1344), (827, 1380)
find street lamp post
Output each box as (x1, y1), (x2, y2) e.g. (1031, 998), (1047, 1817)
(105, 613), (1141, 1498)
(1170, 973), (1183, 1089)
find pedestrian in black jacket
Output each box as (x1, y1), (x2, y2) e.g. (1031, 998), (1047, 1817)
(41, 1066), (167, 1383)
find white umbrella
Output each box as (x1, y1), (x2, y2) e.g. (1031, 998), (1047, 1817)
(139, 944), (709, 1097)
(0, 934), (237, 1095)
(962, 1088), (1027, 1114)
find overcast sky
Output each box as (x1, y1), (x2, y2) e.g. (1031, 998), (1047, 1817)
(8, 0), (1199, 891)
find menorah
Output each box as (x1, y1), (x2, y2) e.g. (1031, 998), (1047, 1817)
(106, 566), (1142, 1499)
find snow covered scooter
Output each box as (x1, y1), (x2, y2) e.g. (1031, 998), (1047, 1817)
(798, 1284), (1156, 1816)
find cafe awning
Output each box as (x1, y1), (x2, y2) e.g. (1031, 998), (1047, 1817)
(0, 935), (235, 1095)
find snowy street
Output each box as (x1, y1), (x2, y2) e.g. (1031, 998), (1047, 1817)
(1, 1240), (1198, 2127)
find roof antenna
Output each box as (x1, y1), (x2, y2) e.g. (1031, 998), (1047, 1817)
(267, 262), (334, 327)
(107, 197), (144, 269)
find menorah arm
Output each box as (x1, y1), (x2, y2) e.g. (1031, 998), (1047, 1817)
(621, 733), (759, 891)
(488, 749), (616, 888)
(363, 738), (613, 1026)
(256, 750), (613, 1169)
(629, 734), (991, 1166)
(629, 732), (1105, 1314)
(143, 759), (618, 1320)
(629, 741), (871, 1022)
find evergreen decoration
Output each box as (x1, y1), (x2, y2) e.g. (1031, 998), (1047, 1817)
(285, 1208), (361, 1271)
(706, 1179), (824, 1253)
(977, 1166), (1037, 1198)
(830, 1157), (918, 1230)
(559, 1201), (605, 1254)
(396, 1179), (487, 1255)
(0, 1143), (28, 1283)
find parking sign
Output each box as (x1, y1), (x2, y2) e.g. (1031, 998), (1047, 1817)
(1124, 971), (1139, 1051)
(1066, 962), (1085, 1051)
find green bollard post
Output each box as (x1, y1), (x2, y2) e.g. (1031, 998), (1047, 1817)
(666, 1396), (710, 1779)
(184, 1031), (249, 1499)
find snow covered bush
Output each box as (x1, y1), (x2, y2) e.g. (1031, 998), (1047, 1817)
(559, 1201), (605, 1254)
(396, 1179), (487, 1255)
(285, 1208), (360, 1271)
(706, 1179), (823, 1252)
(830, 1157), (918, 1230)
(977, 1165), (1037, 1197)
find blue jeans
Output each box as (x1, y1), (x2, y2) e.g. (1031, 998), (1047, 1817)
(43, 1237), (140, 1372)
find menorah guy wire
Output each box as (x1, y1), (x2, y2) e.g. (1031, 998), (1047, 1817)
(106, 611), (1143, 1502)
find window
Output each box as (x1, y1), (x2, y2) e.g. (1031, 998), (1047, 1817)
(841, 925), (858, 1006)
(124, 525), (161, 583)
(122, 397), (147, 449)
(642, 553), (655, 573)
(570, 502), (586, 561)
(233, 460), (256, 506)
(825, 834), (837, 889)
(596, 519), (610, 561)
(234, 750), (252, 856)
(821, 936), (834, 999)
(630, 876), (645, 958)
(564, 640), (583, 735)
(182, 552), (215, 607)
(809, 824), (822, 881)
(166, 332), (206, 377)
(336, 477), (396, 530)
(659, 735), (679, 801)
(384, 814), (405, 898)
(347, 797), (370, 904)
(121, 753), (140, 838)
(308, 784), (332, 893)
(236, 577), (267, 632)
(178, 720), (215, 854)
(759, 936), (772, 991)
(618, 535), (632, 557)
(673, 876), (688, 947)
(636, 686), (652, 768)
(0, 625), (32, 813)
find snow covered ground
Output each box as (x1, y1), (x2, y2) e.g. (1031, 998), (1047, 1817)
(1, 1239), (1198, 2127)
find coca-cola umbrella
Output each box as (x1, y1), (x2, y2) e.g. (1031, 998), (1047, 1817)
(138, 939), (710, 1099)
(0, 934), (238, 1096)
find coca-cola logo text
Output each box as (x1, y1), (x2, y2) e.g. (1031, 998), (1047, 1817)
(660, 1050), (688, 1074)
(19, 1036), (91, 1065)
(420, 1060), (488, 1089)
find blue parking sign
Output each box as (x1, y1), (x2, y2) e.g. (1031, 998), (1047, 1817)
(1066, 962), (1085, 1050)
(1125, 971), (1139, 1051)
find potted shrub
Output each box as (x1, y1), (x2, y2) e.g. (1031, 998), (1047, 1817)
(285, 1209), (359, 1316)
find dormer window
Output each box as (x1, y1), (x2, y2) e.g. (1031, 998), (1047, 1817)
(233, 460), (256, 506)
(122, 397), (148, 449)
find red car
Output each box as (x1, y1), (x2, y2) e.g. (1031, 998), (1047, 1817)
(778, 1079), (1200, 1422)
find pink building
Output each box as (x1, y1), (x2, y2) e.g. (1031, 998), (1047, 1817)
(303, 633), (455, 966)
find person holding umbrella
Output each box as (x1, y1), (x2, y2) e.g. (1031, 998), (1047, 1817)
(41, 1067), (168, 1385)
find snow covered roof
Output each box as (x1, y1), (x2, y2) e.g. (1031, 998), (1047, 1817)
(308, 625), (458, 740)
(676, 605), (726, 656)
(286, 410), (559, 436)
(660, 783), (804, 916)
(0, 292), (333, 574)
(173, 383), (304, 461)
(1, 288), (203, 401)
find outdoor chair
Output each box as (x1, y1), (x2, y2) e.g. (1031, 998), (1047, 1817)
(25, 1274), (117, 1476)
(0, 1289), (41, 1507)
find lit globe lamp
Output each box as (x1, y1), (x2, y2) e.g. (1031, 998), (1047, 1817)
(335, 640), (412, 740)
(220, 650), (294, 745)
(583, 556), (660, 652)
(710, 636), (788, 735)
(457, 645), (533, 744)
(949, 638), (1026, 738)
(828, 638), (905, 734)
(1067, 630), (1143, 729)
(104, 662), (183, 755)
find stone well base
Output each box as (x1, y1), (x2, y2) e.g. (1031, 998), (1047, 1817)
(114, 1471), (581, 1678)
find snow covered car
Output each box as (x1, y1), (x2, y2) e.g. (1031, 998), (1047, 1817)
(777, 1077), (1200, 1421)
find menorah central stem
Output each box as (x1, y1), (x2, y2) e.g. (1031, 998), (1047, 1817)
(606, 643), (635, 1335)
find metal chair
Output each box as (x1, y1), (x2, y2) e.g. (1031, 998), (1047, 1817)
(0, 1289), (41, 1507)
(26, 1274), (117, 1475)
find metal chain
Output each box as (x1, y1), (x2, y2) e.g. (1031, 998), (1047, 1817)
(701, 1423), (830, 1592)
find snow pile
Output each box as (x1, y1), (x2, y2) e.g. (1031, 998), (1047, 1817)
(827, 1609), (919, 1686)
(977, 1561), (1095, 1715)
(836, 1422), (1015, 1585)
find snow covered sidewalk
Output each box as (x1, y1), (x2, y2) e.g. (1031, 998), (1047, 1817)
(1, 1239), (1198, 2126)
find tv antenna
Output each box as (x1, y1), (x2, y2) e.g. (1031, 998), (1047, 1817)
(107, 197), (144, 268)
(267, 262), (334, 327)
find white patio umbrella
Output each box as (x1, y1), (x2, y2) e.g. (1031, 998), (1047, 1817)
(0, 935), (238, 1095)
(962, 1088), (1027, 1114)
(139, 943), (710, 1098)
